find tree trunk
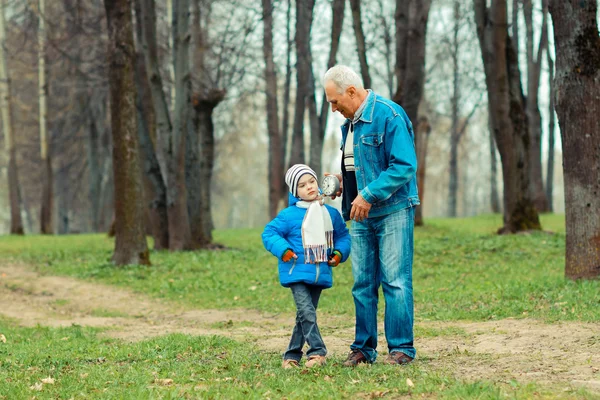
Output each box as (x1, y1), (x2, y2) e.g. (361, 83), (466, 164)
(394, 0), (432, 226)
(133, 0), (169, 250)
(104, 0), (150, 265)
(280, 0), (293, 203)
(167, 0), (193, 250)
(290, 0), (314, 167)
(489, 119), (501, 213)
(310, 0), (345, 179)
(523, 0), (550, 212)
(262, 0), (284, 219)
(474, 0), (541, 233)
(415, 117), (431, 225)
(349, 0), (371, 89)
(87, 115), (103, 231)
(545, 43), (555, 212)
(448, 0), (461, 217)
(0, 0), (24, 235)
(38, 0), (53, 234)
(548, 0), (600, 279)
(191, 92), (224, 245)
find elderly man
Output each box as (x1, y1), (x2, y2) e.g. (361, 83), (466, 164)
(323, 65), (419, 366)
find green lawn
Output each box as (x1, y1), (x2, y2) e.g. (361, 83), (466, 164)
(0, 213), (598, 399)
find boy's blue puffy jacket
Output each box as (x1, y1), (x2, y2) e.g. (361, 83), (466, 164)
(262, 194), (351, 288)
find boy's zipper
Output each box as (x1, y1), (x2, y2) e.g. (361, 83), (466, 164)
(315, 263), (320, 283)
(288, 258), (296, 275)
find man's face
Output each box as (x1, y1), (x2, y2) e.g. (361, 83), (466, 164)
(325, 81), (357, 119)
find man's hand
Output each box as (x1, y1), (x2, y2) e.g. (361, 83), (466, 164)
(282, 249), (298, 263)
(323, 172), (343, 199)
(350, 194), (371, 222)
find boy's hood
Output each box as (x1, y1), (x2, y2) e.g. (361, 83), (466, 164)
(288, 192), (299, 206)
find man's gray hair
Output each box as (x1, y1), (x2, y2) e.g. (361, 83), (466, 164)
(322, 65), (364, 94)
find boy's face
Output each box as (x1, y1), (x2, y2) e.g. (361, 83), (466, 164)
(297, 174), (319, 201)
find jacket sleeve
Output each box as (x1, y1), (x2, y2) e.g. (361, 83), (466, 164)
(361, 113), (417, 204)
(262, 211), (292, 260)
(330, 208), (351, 263)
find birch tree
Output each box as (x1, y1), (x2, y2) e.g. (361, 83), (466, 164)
(548, 0), (600, 279)
(0, 0), (24, 235)
(104, 0), (150, 265)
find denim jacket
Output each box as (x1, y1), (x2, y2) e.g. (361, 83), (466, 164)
(340, 92), (420, 221)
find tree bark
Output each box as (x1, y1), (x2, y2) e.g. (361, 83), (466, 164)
(290, 0), (314, 167)
(349, 0), (371, 89)
(133, 0), (169, 249)
(523, 0), (550, 212)
(310, 0), (345, 178)
(38, 0), (53, 234)
(474, 0), (541, 233)
(394, 0), (432, 226)
(548, 0), (600, 279)
(545, 42), (555, 212)
(167, 0), (193, 250)
(448, 0), (461, 217)
(262, 0), (284, 219)
(489, 119), (501, 213)
(0, 0), (24, 235)
(104, 0), (150, 265)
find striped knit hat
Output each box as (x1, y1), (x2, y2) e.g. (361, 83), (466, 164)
(285, 164), (318, 198)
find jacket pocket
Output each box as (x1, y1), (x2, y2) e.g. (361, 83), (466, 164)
(360, 133), (384, 163)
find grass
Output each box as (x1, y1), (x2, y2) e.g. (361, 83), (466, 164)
(0, 317), (593, 399)
(0, 213), (599, 399)
(0, 213), (596, 323)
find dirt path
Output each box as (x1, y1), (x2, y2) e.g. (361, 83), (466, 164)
(1, 263), (599, 393)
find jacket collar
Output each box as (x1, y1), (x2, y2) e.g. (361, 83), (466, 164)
(341, 90), (375, 129)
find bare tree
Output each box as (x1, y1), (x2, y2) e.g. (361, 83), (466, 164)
(133, 0), (169, 249)
(37, 0), (53, 234)
(349, 0), (371, 89)
(474, 0), (541, 233)
(289, 0), (315, 167)
(0, 0), (24, 235)
(262, 0), (284, 219)
(393, 0), (432, 226)
(548, 0), (600, 279)
(104, 0), (150, 265)
(545, 40), (555, 212)
(309, 0), (345, 177)
(523, 0), (549, 212)
(489, 119), (501, 213)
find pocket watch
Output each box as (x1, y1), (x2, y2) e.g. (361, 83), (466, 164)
(321, 175), (341, 196)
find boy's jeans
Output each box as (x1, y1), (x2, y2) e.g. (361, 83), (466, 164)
(349, 206), (416, 362)
(284, 283), (326, 361)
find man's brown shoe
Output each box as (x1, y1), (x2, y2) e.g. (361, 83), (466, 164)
(384, 352), (413, 365)
(342, 349), (369, 367)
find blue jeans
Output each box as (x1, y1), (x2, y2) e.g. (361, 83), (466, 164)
(350, 206), (416, 362)
(283, 283), (327, 361)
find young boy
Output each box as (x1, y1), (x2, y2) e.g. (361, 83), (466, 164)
(262, 164), (351, 369)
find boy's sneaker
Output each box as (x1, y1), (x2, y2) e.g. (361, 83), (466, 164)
(305, 355), (326, 368)
(383, 352), (414, 365)
(282, 359), (300, 369)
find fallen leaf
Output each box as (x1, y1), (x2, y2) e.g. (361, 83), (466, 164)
(0, 334), (6, 343)
(249, 286), (257, 291)
(80, 373), (89, 379)
(154, 378), (173, 386)
(41, 377), (55, 384)
(30, 382), (43, 391)
(406, 378), (414, 387)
